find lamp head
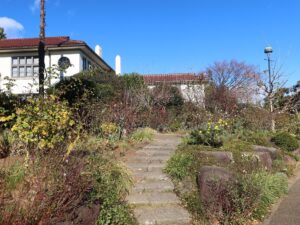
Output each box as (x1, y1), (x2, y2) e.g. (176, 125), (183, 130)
(264, 46), (273, 54)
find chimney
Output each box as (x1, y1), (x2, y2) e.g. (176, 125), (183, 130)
(95, 45), (102, 58)
(115, 55), (121, 75)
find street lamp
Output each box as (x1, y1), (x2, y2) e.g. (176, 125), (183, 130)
(264, 46), (273, 82)
(264, 46), (275, 131)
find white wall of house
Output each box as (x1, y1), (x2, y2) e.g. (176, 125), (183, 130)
(0, 50), (89, 94)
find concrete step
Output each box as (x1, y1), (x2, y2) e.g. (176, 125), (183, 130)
(132, 180), (174, 193)
(126, 192), (180, 206)
(134, 205), (191, 225)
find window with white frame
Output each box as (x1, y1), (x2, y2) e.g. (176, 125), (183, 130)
(11, 56), (39, 77)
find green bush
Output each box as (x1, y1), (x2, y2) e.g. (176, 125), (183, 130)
(239, 130), (271, 146)
(51, 71), (122, 105)
(165, 153), (193, 180)
(271, 132), (299, 151)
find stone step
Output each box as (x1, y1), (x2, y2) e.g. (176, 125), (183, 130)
(133, 170), (169, 181)
(142, 146), (175, 151)
(136, 150), (173, 157)
(126, 192), (180, 206)
(126, 155), (170, 164)
(132, 180), (174, 193)
(126, 163), (164, 172)
(134, 205), (191, 225)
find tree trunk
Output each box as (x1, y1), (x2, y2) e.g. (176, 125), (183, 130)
(39, 0), (45, 98)
(270, 98), (276, 132)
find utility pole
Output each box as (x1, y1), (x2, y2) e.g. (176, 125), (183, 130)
(38, 0), (45, 98)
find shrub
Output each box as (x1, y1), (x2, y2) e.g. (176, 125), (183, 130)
(238, 106), (271, 131)
(130, 127), (156, 142)
(204, 175), (260, 225)
(165, 153), (193, 180)
(271, 132), (299, 151)
(203, 171), (288, 224)
(11, 96), (76, 153)
(51, 71), (122, 105)
(239, 130), (271, 146)
(188, 119), (228, 147)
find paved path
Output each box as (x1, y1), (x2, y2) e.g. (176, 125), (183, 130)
(262, 168), (300, 225)
(125, 134), (191, 225)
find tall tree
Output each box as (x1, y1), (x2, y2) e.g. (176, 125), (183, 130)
(0, 27), (6, 39)
(38, 0), (46, 97)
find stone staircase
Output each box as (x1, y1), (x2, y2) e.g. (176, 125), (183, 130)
(125, 134), (191, 225)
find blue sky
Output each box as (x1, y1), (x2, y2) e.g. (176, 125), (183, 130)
(0, 0), (299, 85)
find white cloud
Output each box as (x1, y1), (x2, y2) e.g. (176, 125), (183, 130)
(30, 0), (40, 12)
(0, 17), (24, 38)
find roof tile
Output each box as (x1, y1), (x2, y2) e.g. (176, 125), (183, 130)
(0, 36), (85, 49)
(143, 73), (205, 84)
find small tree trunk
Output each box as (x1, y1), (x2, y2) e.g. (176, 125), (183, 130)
(39, 0), (46, 98)
(270, 98), (276, 132)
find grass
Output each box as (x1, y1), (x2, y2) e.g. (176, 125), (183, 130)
(130, 127), (156, 143)
(4, 161), (26, 190)
(251, 171), (288, 220)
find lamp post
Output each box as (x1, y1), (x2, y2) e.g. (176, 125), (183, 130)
(264, 47), (273, 89)
(264, 46), (275, 132)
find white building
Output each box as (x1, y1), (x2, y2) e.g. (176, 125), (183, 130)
(143, 73), (206, 105)
(0, 36), (113, 94)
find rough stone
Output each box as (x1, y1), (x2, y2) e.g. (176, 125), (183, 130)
(242, 152), (273, 170)
(199, 151), (234, 164)
(197, 166), (233, 203)
(252, 145), (280, 160)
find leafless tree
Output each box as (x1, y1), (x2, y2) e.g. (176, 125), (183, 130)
(258, 60), (287, 131)
(207, 60), (260, 103)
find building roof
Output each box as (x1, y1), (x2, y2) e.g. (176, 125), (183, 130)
(143, 73), (206, 85)
(0, 36), (114, 72)
(0, 36), (84, 49)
